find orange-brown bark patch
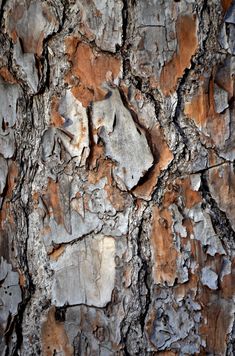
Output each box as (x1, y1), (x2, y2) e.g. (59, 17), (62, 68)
(65, 36), (80, 59)
(163, 176), (201, 209)
(133, 124), (173, 200)
(6, 161), (18, 199)
(182, 217), (194, 237)
(49, 245), (65, 261)
(32, 192), (39, 209)
(87, 142), (104, 170)
(88, 157), (113, 186)
(221, 261), (235, 299)
(42, 179), (64, 226)
(179, 177), (202, 209)
(199, 299), (233, 355)
(135, 198), (144, 211)
(185, 76), (230, 149)
(162, 186), (179, 207)
(32, 191), (39, 202)
(206, 79), (230, 147)
(0, 67), (17, 84)
(190, 239), (206, 269)
(18, 271), (26, 288)
(23, 33), (44, 56)
(184, 80), (209, 128)
(50, 96), (64, 127)
(132, 164), (160, 199)
(160, 15), (198, 95)
(41, 307), (73, 356)
(196, 254), (235, 354)
(151, 205), (178, 285)
(221, 0), (233, 12)
(189, 243), (235, 355)
(65, 39), (121, 107)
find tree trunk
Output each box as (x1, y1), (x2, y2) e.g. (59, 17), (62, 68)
(0, 0), (235, 355)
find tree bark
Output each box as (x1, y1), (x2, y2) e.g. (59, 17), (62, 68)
(0, 0), (235, 355)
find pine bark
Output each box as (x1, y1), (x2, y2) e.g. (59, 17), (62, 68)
(0, 0), (235, 355)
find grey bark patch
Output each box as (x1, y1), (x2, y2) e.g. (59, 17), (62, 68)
(0, 128), (15, 159)
(220, 257), (232, 282)
(0, 78), (21, 128)
(13, 40), (39, 93)
(76, 0), (123, 52)
(58, 91), (90, 166)
(201, 266), (218, 290)
(188, 203), (225, 256)
(149, 303), (195, 350)
(92, 88), (153, 190)
(0, 156), (8, 195)
(51, 234), (115, 307)
(41, 127), (56, 161)
(1, 0), (235, 354)
(43, 209), (102, 249)
(213, 83), (229, 113)
(225, 3), (235, 24)
(42, 174), (131, 248)
(0, 257), (22, 329)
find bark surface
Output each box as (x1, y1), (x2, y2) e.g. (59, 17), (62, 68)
(0, 0), (235, 355)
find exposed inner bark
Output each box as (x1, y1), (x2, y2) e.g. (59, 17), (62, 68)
(0, 0), (235, 355)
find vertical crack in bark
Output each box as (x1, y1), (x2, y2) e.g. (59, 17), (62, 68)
(200, 171), (235, 248)
(120, 0), (130, 77)
(13, 202), (35, 356)
(0, 0), (7, 27)
(136, 217), (151, 337)
(121, 0), (128, 49)
(1, 0), (234, 354)
(11, 95), (38, 354)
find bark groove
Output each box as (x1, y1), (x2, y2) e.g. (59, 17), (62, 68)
(0, 0), (234, 355)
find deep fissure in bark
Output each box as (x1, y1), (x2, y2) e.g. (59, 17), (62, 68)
(0, 0), (235, 355)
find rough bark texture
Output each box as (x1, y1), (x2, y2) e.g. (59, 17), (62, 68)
(0, 0), (235, 355)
